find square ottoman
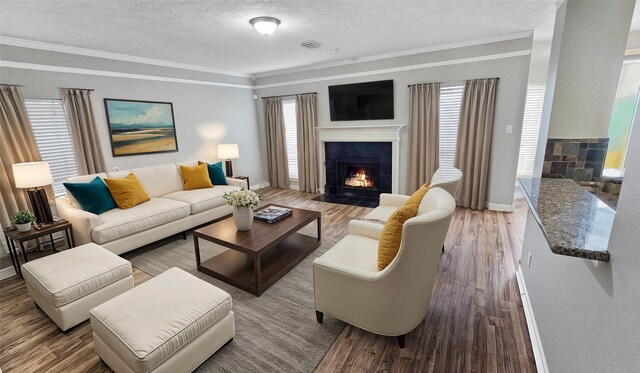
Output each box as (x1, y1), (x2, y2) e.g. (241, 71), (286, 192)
(22, 242), (133, 331)
(90, 267), (235, 373)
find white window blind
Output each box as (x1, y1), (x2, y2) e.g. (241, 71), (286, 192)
(439, 85), (464, 169)
(282, 99), (298, 180)
(25, 99), (79, 197)
(517, 85), (546, 177)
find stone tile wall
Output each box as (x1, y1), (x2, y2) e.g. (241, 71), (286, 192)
(542, 138), (608, 182)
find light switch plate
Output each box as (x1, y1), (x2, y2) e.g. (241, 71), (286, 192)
(506, 125), (513, 134)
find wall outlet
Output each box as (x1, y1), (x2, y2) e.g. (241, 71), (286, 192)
(527, 252), (533, 268)
(506, 124), (513, 134)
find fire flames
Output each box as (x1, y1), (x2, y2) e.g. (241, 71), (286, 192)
(345, 169), (374, 188)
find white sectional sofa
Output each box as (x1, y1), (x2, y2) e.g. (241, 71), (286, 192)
(55, 161), (246, 255)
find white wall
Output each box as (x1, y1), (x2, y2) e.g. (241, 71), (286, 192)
(546, 0), (635, 139)
(520, 95), (640, 372)
(0, 45), (268, 184)
(254, 37), (533, 208)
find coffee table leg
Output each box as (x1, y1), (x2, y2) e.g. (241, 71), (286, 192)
(194, 235), (201, 267)
(254, 255), (262, 295)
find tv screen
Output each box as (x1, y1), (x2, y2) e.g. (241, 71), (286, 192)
(329, 80), (394, 121)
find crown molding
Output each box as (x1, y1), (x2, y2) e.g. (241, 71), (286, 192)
(254, 50), (531, 89)
(253, 31), (534, 78)
(0, 60), (254, 89)
(0, 36), (251, 78)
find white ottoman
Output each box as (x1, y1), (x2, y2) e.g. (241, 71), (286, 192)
(22, 242), (133, 331)
(90, 267), (235, 373)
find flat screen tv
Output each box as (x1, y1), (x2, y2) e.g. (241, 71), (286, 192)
(329, 80), (394, 121)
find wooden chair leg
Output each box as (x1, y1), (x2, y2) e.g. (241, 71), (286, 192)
(316, 310), (324, 323)
(396, 334), (405, 348)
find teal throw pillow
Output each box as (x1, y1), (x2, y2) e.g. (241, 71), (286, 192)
(63, 176), (117, 215)
(207, 162), (228, 185)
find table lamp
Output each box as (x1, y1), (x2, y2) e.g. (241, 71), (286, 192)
(12, 162), (55, 225)
(218, 144), (239, 177)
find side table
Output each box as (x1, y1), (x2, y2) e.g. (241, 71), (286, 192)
(3, 220), (75, 278)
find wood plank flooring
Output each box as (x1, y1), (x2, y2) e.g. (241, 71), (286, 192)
(0, 187), (534, 372)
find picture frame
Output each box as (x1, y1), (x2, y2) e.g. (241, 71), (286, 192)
(104, 98), (179, 157)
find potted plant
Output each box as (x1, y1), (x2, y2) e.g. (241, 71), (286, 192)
(11, 210), (36, 232)
(223, 188), (263, 231)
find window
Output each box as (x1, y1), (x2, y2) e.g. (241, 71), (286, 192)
(516, 85), (546, 177)
(282, 99), (298, 180)
(25, 99), (78, 196)
(438, 84), (464, 169)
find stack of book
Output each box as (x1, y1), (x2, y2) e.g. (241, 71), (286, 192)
(254, 206), (293, 224)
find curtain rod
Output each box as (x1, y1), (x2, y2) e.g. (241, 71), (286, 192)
(261, 91), (316, 99)
(58, 87), (95, 91)
(407, 77), (499, 87)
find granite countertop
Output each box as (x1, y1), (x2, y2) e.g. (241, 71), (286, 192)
(518, 178), (613, 262)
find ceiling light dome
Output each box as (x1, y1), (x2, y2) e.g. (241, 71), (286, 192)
(250, 16), (281, 35)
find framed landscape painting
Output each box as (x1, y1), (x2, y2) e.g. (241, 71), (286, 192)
(104, 99), (178, 157)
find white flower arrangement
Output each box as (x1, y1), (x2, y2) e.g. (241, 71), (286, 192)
(223, 188), (263, 208)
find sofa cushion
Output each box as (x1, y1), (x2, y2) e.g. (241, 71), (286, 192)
(316, 235), (379, 273)
(162, 185), (238, 214)
(363, 205), (396, 223)
(105, 173), (150, 209)
(378, 204), (417, 270)
(90, 267), (232, 373)
(22, 243), (132, 308)
(63, 176), (117, 215)
(180, 163), (213, 190)
(108, 164), (183, 198)
(91, 198), (190, 244)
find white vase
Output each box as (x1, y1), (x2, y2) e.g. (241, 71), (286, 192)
(16, 222), (32, 232)
(233, 206), (254, 231)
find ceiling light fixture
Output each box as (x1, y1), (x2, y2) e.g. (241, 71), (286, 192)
(250, 16), (281, 36)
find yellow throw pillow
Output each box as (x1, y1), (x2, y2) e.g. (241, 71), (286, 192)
(180, 163), (213, 190)
(104, 173), (150, 209)
(377, 204), (418, 270)
(405, 183), (430, 208)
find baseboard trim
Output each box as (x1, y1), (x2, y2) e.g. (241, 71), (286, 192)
(515, 265), (549, 373)
(0, 265), (17, 281)
(251, 181), (270, 190)
(486, 202), (514, 212)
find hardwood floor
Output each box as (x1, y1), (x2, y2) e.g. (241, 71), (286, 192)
(0, 188), (534, 372)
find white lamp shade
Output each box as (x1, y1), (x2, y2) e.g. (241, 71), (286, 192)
(218, 144), (239, 160)
(12, 162), (54, 188)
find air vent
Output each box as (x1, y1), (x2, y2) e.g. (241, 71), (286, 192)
(300, 40), (322, 49)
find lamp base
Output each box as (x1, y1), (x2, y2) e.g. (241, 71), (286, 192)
(27, 187), (54, 225)
(225, 160), (233, 177)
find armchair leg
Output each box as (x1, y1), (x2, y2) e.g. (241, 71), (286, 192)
(181, 232), (187, 240)
(316, 310), (324, 323)
(396, 334), (405, 348)
(442, 244), (445, 252)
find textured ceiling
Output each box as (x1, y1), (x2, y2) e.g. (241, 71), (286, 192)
(0, 0), (582, 75)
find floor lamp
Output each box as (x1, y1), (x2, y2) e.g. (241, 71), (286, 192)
(218, 144), (239, 177)
(12, 162), (55, 225)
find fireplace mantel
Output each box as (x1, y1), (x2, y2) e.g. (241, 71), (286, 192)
(316, 124), (406, 194)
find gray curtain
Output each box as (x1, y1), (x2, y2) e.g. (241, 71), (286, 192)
(454, 78), (498, 210)
(0, 85), (44, 228)
(60, 89), (106, 174)
(407, 83), (440, 193)
(295, 93), (318, 193)
(264, 97), (290, 188)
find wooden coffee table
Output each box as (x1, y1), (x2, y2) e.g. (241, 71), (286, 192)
(193, 204), (321, 296)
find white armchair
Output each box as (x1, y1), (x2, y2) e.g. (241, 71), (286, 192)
(313, 187), (456, 348)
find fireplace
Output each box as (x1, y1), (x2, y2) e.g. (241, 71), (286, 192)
(315, 141), (392, 207)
